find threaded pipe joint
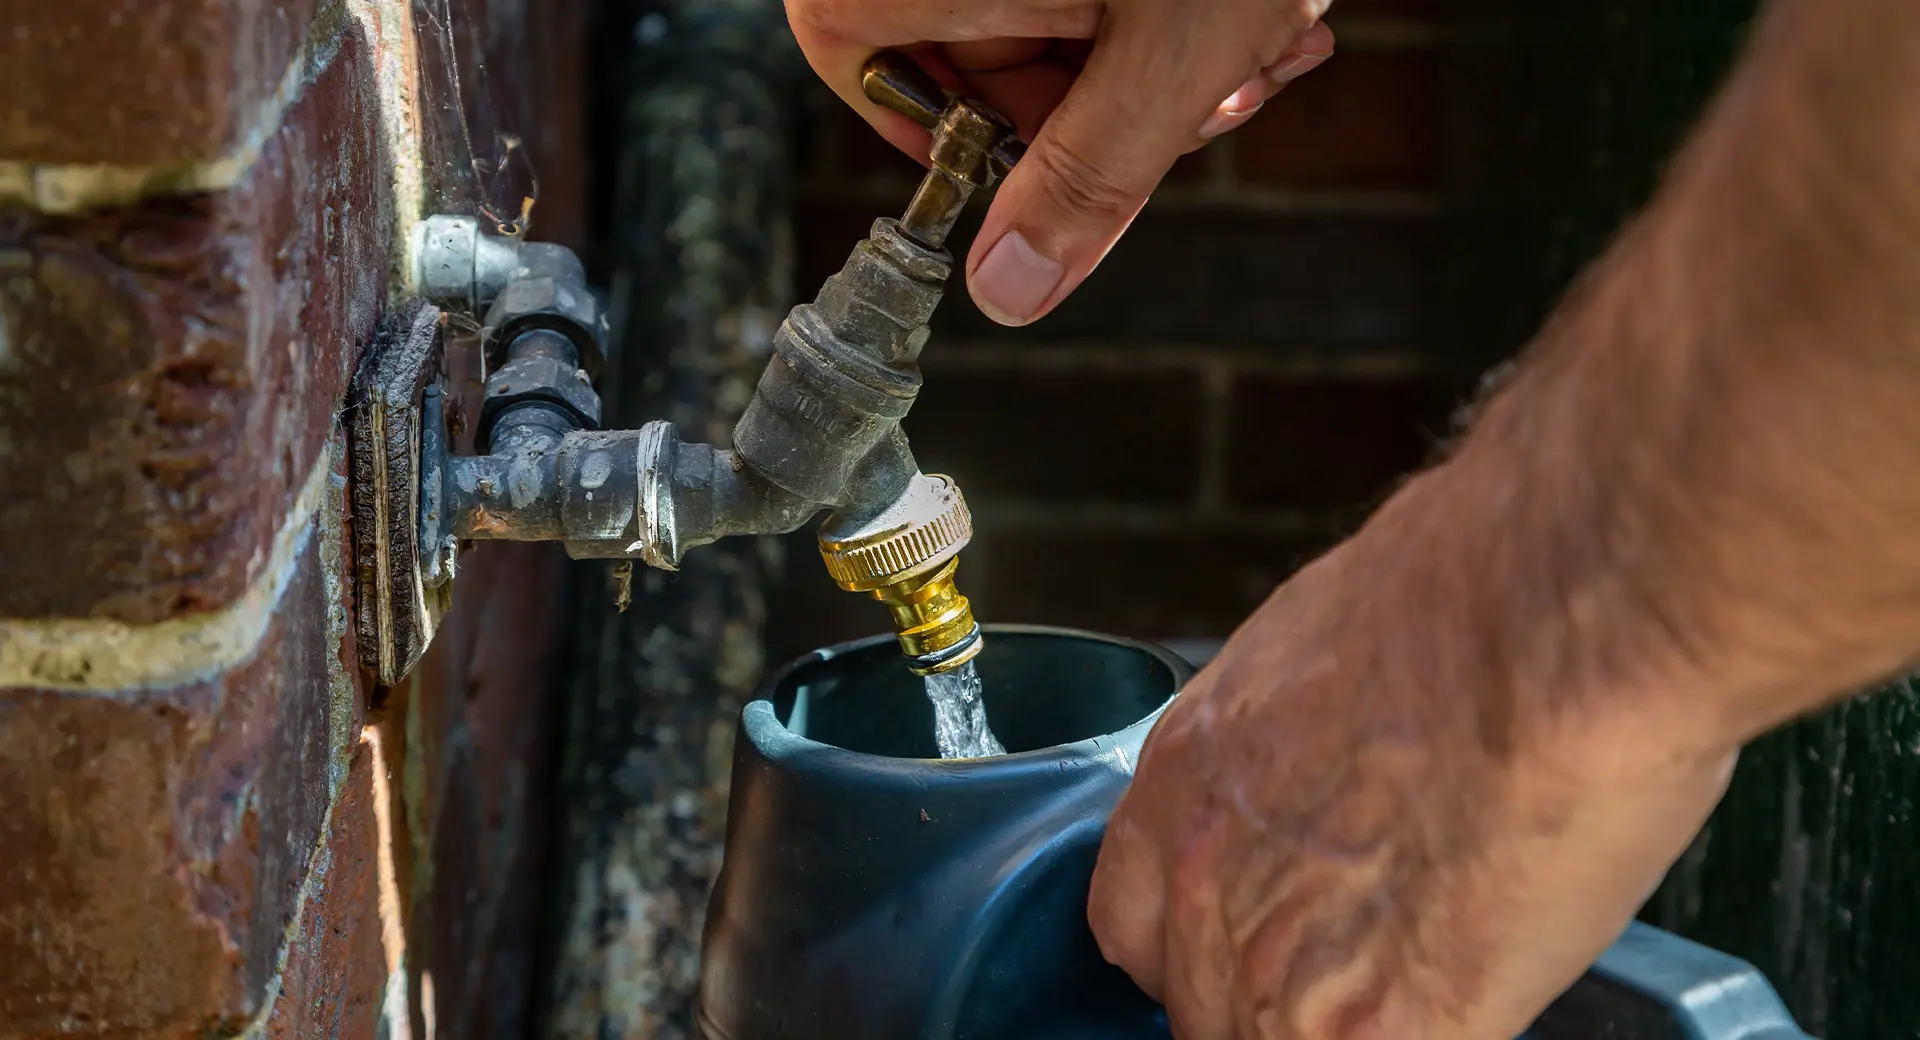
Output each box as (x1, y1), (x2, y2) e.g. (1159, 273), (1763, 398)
(818, 473), (972, 591)
(818, 472), (982, 673)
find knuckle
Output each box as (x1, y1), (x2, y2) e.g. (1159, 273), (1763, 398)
(1087, 884), (1140, 959)
(1275, 0), (1335, 34)
(1027, 137), (1146, 229)
(1088, 851), (1168, 988)
(1168, 808), (1231, 892)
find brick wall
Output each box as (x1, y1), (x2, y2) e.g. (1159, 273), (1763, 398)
(770, 0), (1473, 660)
(0, 2), (580, 1036)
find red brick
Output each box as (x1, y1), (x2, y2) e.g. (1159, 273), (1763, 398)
(0, 694), (233, 1036)
(403, 543), (566, 1040)
(264, 741), (386, 1040)
(0, 533), (361, 1036)
(1224, 375), (1457, 510)
(0, 533), (565, 1040)
(934, 208), (1441, 348)
(1, 5), (577, 1039)
(909, 368), (1204, 504)
(1235, 50), (1443, 189)
(0, 27), (386, 622)
(0, 0), (321, 167)
(973, 531), (1334, 640)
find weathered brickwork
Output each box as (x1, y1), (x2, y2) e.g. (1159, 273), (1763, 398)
(403, 542), (567, 1040)
(0, 27), (384, 623)
(0, 0), (322, 168)
(0, 0), (583, 1036)
(262, 739), (388, 1040)
(0, 498), (351, 1034)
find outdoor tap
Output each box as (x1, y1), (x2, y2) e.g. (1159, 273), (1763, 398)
(859, 51), (1026, 249)
(355, 51), (1021, 683)
(735, 50), (1024, 673)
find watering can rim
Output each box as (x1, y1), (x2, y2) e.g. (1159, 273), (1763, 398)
(742, 623), (1195, 773)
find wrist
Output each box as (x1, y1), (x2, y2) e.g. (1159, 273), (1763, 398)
(1362, 0), (1920, 747)
(1340, 434), (1751, 766)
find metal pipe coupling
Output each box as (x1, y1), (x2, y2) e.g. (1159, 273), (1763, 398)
(818, 473), (982, 674)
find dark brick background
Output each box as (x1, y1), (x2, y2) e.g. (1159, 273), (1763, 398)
(908, 368), (1206, 504)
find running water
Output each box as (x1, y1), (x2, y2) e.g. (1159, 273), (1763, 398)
(921, 660), (1005, 759)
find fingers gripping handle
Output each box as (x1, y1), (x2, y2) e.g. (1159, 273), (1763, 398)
(859, 50), (1028, 246)
(861, 50), (1028, 174)
(861, 50), (948, 130)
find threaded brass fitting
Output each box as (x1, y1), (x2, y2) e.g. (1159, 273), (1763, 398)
(818, 473), (983, 674)
(867, 558), (982, 674)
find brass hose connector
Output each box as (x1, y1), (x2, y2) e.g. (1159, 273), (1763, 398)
(818, 473), (983, 674)
(867, 558), (981, 675)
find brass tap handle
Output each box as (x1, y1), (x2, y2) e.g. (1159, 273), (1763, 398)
(861, 50), (948, 131)
(860, 50), (1027, 246)
(861, 51), (1028, 176)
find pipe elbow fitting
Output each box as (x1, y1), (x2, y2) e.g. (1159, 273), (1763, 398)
(411, 214), (607, 375)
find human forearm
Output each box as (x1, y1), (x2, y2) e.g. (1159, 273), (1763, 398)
(1083, 1), (1920, 1033)
(1405, 0), (1920, 751)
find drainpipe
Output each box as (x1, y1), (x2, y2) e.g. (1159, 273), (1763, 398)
(544, 3), (795, 1034)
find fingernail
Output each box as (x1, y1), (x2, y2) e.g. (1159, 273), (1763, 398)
(1199, 103), (1262, 140)
(972, 229), (1064, 326)
(1202, 79), (1268, 139)
(1268, 51), (1330, 84)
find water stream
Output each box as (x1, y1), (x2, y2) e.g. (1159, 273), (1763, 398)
(922, 660), (1005, 759)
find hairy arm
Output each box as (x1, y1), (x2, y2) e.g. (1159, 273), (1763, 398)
(1448, 0), (1920, 746)
(1088, 1), (1920, 1035)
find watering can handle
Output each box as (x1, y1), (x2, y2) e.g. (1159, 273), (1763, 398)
(1524, 923), (1816, 1039)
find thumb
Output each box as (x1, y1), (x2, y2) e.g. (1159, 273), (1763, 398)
(965, 5), (1305, 325)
